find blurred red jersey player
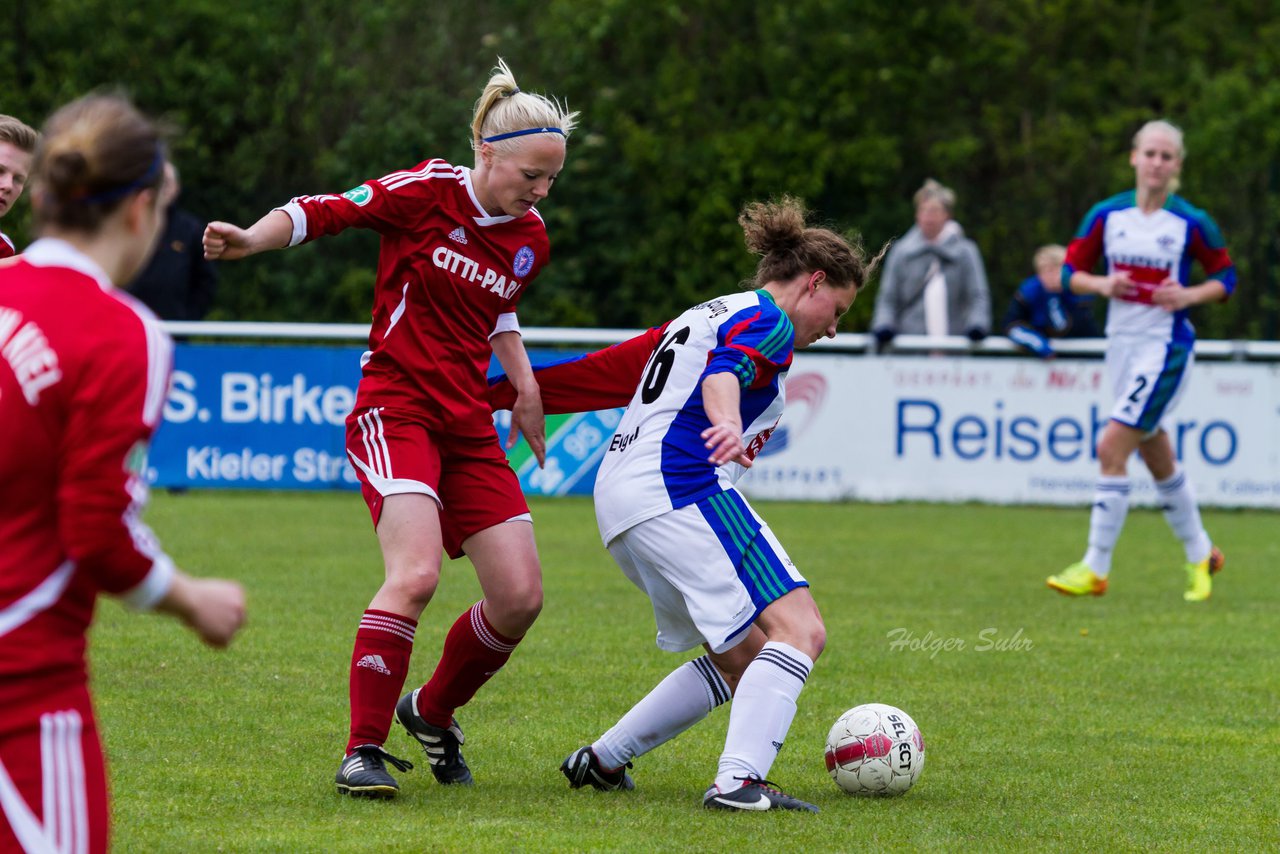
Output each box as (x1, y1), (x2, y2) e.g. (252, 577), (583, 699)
(0, 95), (245, 854)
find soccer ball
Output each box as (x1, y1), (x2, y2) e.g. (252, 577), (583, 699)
(824, 703), (925, 796)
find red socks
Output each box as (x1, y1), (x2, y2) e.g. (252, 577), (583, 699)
(345, 609), (416, 754)
(414, 602), (520, 727)
(344, 602), (522, 752)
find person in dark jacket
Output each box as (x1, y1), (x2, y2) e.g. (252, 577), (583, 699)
(127, 162), (217, 319)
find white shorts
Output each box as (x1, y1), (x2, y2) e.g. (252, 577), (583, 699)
(1106, 336), (1194, 434)
(606, 489), (807, 654)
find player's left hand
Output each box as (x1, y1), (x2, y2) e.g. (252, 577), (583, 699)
(1151, 277), (1191, 312)
(509, 390), (547, 467)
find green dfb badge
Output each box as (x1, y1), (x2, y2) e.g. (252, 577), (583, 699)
(342, 185), (373, 206)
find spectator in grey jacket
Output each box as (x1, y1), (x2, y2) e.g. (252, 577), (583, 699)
(871, 179), (991, 350)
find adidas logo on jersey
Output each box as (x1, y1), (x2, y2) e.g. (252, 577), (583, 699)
(448, 227), (468, 245)
(356, 654), (392, 675)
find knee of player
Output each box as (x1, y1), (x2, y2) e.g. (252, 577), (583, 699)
(385, 564), (441, 606)
(516, 589), (544, 623)
(801, 622), (827, 662)
(488, 585), (544, 629)
(1095, 438), (1130, 473)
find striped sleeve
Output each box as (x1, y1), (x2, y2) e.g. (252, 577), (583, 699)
(1187, 212), (1237, 296)
(1062, 203), (1110, 290)
(56, 302), (176, 605)
(705, 302), (794, 390)
(276, 158), (459, 243)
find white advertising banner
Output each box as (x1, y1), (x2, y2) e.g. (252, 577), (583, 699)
(739, 354), (1280, 509)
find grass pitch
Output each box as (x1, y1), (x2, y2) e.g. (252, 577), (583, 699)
(91, 492), (1279, 852)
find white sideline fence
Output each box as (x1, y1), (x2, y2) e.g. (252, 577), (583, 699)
(155, 323), (1280, 508)
(161, 322), (1280, 360)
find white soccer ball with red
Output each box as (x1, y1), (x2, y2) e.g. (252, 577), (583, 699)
(824, 703), (925, 795)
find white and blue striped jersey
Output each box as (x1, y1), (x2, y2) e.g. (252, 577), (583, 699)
(594, 290), (794, 545)
(1063, 191), (1236, 345)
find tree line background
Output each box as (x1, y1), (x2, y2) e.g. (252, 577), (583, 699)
(5, 0), (1280, 339)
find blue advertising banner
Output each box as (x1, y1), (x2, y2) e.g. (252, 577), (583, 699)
(152, 344), (365, 489)
(150, 342), (614, 495)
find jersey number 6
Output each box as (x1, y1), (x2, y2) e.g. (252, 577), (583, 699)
(641, 326), (690, 404)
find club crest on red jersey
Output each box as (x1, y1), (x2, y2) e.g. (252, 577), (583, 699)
(342, 185), (373, 207)
(125, 440), (149, 475)
(513, 246), (535, 277)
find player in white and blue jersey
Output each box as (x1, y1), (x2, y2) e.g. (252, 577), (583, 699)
(1047, 120), (1235, 602)
(592, 289), (797, 549)
(550, 197), (884, 812)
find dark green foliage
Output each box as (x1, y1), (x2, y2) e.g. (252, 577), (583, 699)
(5, 0), (1278, 335)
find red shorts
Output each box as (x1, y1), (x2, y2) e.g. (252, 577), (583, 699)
(0, 681), (109, 854)
(345, 406), (530, 558)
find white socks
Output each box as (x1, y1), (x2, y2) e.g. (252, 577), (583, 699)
(1083, 475), (1130, 577)
(1156, 469), (1212, 563)
(593, 655), (730, 771)
(713, 642), (812, 792)
(1083, 468), (1212, 574)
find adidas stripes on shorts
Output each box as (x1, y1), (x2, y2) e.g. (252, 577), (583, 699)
(605, 488), (807, 655)
(0, 682), (109, 854)
(345, 405), (531, 558)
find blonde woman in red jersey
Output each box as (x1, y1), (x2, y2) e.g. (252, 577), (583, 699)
(0, 94), (246, 854)
(205, 60), (577, 797)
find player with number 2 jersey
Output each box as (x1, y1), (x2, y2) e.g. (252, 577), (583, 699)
(1049, 120), (1234, 603)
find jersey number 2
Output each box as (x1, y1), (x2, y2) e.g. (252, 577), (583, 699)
(1127, 375), (1148, 404)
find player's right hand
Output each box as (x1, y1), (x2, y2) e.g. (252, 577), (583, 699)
(1099, 270), (1135, 300)
(702, 422), (749, 468)
(203, 221), (253, 261)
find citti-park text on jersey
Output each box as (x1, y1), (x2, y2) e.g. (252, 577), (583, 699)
(432, 246), (522, 299)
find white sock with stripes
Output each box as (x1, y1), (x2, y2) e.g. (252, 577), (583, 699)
(1155, 469), (1212, 563)
(593, 655), (730, 771)
(713, 641), (812, 792)
(1083, 475), (1131, 578)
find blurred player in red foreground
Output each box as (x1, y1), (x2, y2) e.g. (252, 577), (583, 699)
(1046, 120), (1235, 603)
(204, 60), (578, 797)
(0, 94), (246, 854)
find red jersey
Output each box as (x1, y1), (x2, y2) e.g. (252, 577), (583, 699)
(0, 239), (175, 694)
(0, 232), (15, 259)
(278, 159), (551, 431)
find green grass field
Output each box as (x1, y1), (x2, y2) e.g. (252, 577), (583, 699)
(90, 492), (1279, 852)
